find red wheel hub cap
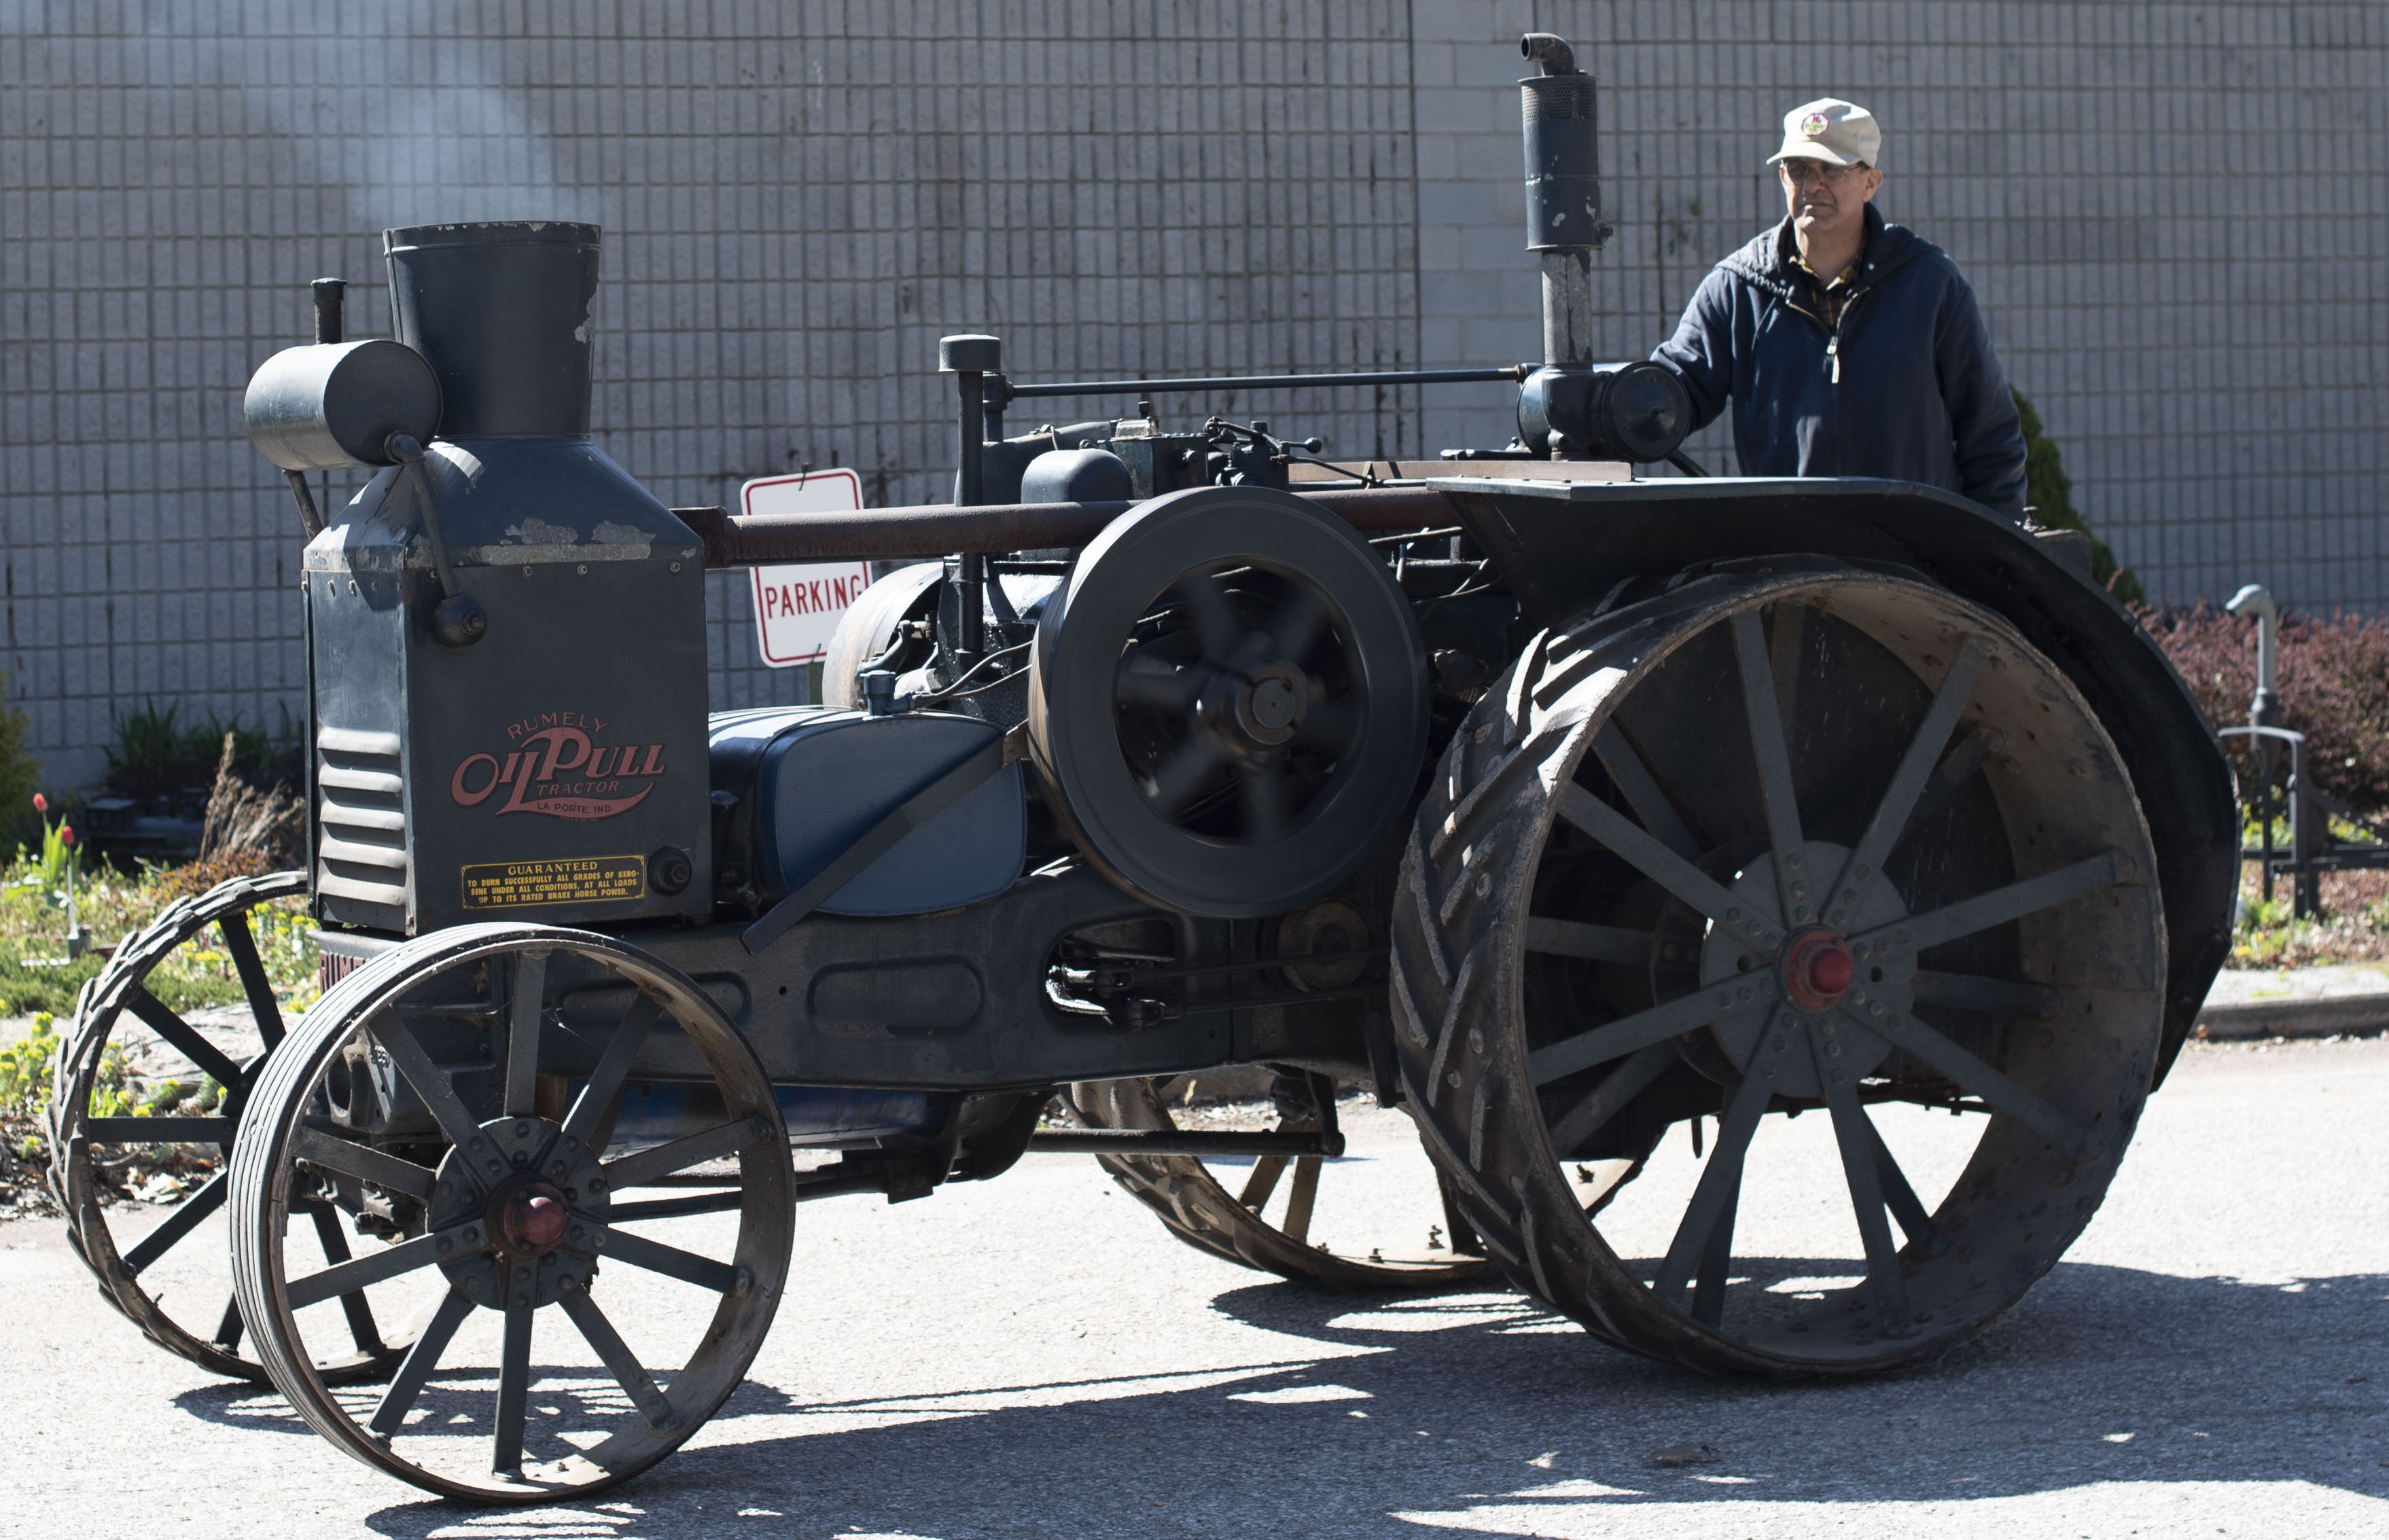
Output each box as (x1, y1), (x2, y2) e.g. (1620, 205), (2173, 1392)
(501, 1187), (568, 1252)
(1783, 931), (1856, 1011)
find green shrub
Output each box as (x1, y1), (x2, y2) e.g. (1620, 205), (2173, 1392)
(104, 700), (299, 811)
(2011, 389), (2144, 605)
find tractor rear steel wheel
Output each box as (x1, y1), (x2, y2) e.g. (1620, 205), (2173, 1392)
(228, 925), (794, 1501)
(1392, 562), (2165, 1375)
(46, 870), (412, 1382)
(1030, 485), (1428, 918)
(1071, 1072), (1495, 1289)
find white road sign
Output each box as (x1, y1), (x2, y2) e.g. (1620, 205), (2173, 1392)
(741, 469), (870, 668)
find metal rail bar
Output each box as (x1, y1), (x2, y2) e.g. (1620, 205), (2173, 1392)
(1026, 1128), (1345, 1157)
(1004, 365), (1529, 401)
(681, 486), (1459, 567)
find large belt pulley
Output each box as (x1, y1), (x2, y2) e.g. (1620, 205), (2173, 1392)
(1029, 486), (1428, 917)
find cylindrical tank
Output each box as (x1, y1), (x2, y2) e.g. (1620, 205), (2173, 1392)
(384, 221), (601, 438)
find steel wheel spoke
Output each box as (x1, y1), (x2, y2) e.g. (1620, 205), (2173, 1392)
(83, 1116), (232, 1145)
(124, 988), (245, 1094)
(1654, 1014), (1786, 1299)
(1553, 783), (1779, 952)
(1810, 1024), (1913, 1336)
(217, 911), (288, 1050)
(370, 1287), (474, 1437)
(1591, 723), (1701, 860)
(295, 1126), (438, 1202)
(1146, 738), (1228, 819)
(559, 994), (664, 1153)
(1690, 1153), (1737, 1328)
(1909, 970), (2059, 1020)
(599, 1116), (771, 1190)
(212, 1293), (244, 1354)
(1829, 638), (1989, 925)
(1840, 1005), (2098, 1160)
(1731, 610), (1807, 921)
(1523, 917), (1650, 965)
(1529, 978), (1773, 1086)
(503, 948), (551, 1119)
(1766, 601), (1806, 736)
(1856, 852), (2121, 961)
(558, 1284), (674, 1431)
(308, 1204), (389, 1357)
(1282, 1156), (1320, 1247)
(1903, 722), (1998, 835)
(491, 1295), (533, 1477)
(1116, 653), (1202, 711)
(1237, 1154), (1290, 1211)
(1175, 569), (1243, 663)
(1545, 1042), (1676, 1156)
(599, 1227), (739, 1293)
(368, 1011), (497, 1162)
(1236, 764), (1290, 840)
(285, 1228), (452, 1310)
(604, 1190), (747, 1222)
(1868, 1117), (1939, 1249)
(120, 1170), (228, 1276)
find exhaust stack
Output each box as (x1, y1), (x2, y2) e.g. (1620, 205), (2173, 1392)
(1511, 35), (1689, 466)
(1519, 32), (1608, 367)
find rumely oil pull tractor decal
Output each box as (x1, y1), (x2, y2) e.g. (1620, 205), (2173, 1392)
(448, 711), (671, 821)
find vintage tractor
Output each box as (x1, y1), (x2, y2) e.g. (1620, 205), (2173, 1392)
(48, 34), (2233, 1502)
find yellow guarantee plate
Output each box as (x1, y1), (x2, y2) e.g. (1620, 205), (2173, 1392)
(461, 855), (645, 910)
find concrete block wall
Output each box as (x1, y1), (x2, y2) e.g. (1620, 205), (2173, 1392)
(2, 1), (2383, 789)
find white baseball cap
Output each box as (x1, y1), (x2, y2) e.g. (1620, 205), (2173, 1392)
(1769, 99), (1881, 168)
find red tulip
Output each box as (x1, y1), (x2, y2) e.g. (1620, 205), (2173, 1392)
(59, 825), (75, 847)
(31, 792), (46, 815)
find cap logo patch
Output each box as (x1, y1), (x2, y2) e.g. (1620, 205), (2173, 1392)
(1801, 110), (1830, 137)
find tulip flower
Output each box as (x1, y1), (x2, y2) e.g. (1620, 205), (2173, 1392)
(31, 791), (46, 815)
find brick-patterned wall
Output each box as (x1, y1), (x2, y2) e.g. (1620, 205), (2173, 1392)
(4, 1), (2384, 789)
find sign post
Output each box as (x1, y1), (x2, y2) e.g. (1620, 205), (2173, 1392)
(740, 470), (870, 684)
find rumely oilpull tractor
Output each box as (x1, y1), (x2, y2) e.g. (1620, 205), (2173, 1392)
(49, 35), (2233, 1502)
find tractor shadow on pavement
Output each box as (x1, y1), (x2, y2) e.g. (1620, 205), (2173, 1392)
(325, 1259), (2389, 1539)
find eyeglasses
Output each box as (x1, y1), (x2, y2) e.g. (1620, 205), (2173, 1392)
(1777, 160), (1862, 185)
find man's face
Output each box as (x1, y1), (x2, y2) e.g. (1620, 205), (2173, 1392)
(1778, 158), (1884, 243)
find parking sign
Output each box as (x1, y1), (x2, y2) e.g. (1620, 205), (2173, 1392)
(741, 469), (870, 667)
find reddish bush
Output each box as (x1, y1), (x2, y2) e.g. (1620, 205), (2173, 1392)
(2141, 605), (2389, 817)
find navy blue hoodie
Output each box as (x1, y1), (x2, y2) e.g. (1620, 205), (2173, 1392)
(1652, 204), (2028, 519)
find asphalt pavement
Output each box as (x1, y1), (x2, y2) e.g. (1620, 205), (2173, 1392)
(3, 1036), (2385, 1539)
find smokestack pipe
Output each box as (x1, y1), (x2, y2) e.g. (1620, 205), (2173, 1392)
(1519, 33), (1608, 368)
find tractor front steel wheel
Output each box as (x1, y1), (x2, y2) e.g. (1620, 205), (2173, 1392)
(1392, 562), (2165, 1374)
(228, 925), (794, 1501)
(46, 870), (415, 1382)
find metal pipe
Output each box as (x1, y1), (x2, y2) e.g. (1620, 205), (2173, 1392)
(311, 276), (347, 344)
(941, 335), (1001, 665)
(1006, 365), (1527, 401)
(1025, 1128), (1345, 1158)
(2226, 584), (2280, 723)
(1540, 251), (1594, 367)
(685, 486), (1460, 568)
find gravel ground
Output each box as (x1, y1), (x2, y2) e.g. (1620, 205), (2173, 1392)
(3, 1036), (2385, 1539)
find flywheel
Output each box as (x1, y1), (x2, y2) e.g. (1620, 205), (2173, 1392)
(1030, 485), (1428, 917)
